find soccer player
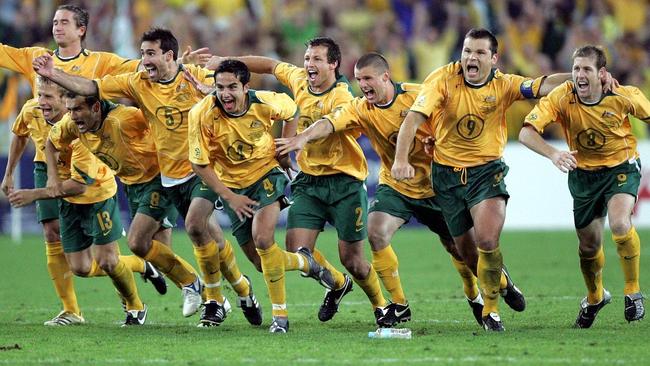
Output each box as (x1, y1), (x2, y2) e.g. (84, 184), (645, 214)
(31, 28), (258, 327)
(188, 60), (336, 333)
(519, 45), (648, 328)
(212, 38), (389, 325)
(276, 52), (484, 326)
(8, 78), (149, 326)
(48, 88), (210, 318)
(390, 28), (572, 331)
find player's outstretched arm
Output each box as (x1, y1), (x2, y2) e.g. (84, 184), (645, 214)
(179, 46), (213, 67)
(391, 111), (426, 180)
(206, 55), (279, 74)
(32, 54), (98, 96)
(191, 163), (258, 221)
(274, 118), (334, 156)
(1, 134), (29, 196)
(519, 125), (577, 173)
(8, 179), (86, 208)
(538, 71), (618, 96)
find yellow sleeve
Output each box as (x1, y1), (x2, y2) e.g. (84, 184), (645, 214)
(410, 66), (448, 118)
(273, 62), (302, 92)
(188, 99), (213, 166)
(10, 102), (32, 137)
(96, 73), (136, 101)
(267, 92), (298, 121)
(524, 86), (564, 133)
(69, 142), (98, 185)
(325, 99), (362, 132)
(0, 44), (47, 76)
(623, 86), (650, 123)
(503, 73), (544, 102)
(97, 52), (140, 75)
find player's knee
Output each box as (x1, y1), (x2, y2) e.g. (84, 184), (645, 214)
(609, 219), (631, 237)
(340, 255), (366, 278)
(70, 262), (91, 277)
(578, 242), (601, 258)
(476, 238), (498, 251)
(42, 222), (60, 243)
(368, 231), (389, 250)
(98, 256), (119, 274)
(252, 233), (273, 249)
(185, 220), (206, 243)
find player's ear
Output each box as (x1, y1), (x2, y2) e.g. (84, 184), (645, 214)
(92, 101), (100, 113)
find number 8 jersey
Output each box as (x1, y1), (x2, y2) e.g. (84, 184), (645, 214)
(524, 82), (650, 170)
(411, 62), (544, 168)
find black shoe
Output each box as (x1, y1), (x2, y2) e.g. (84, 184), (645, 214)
(198, 301), (227, 327)
(624, 292), (645, 322)
(269, 316), (289, 333)
(378, 302), (411, 327)
(238, 275), (263, 326)
(574, 289), (611, 329)
(374, 306), (389, 327)
(297, 247), (335, 289)
(467, 294), (484, 326)
(482, 312), (505, 331)
(500, 266), (525, 312)
(122, 304), (148, 326)
(142, 261), (168, 295)
(318, 274), (353, 322)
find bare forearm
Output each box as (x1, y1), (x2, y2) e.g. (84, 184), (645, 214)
(302, 119), (334, 142)
(518, 125), (558, 159)
(49, 68), (99, 96)
(45, 140), (61, 181)
(538, 73), (570, 96)
(4, 135), (28, 176)
(235, 56), (279, 75)
(191, 163), (235, 200)
(395, 111), (426, 162)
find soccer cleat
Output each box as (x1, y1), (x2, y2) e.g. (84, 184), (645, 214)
(181, 276), (203, 317)
(574, 289), (611, 329)
(624, 292), (645, 322)
(142, 261), (168, 295)
(500, 266), (526, 312)
(467, 294), (485, 326)
(122, 304), (148, 326)
(297, 247), (336, 289)
(43, 311), (85, 326)
(482, 312), (505, 331)
(197, 301), (227, 327)
(237, 275), (263, 325)
(318, 274), (353, 322)
(374, 306), (389, 327)
(269, 316), (289, 333)
(378, 302), (412, 327)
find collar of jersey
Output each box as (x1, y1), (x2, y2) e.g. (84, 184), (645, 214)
(307, 74), (350, 96)
(54, 48), (89, 62)
(374, 81), (403, 110)
(461, 67), (496, 89)
(213, 89), (254, 118)
(572, 86), (613, 106)
(156, 64), (182, 85)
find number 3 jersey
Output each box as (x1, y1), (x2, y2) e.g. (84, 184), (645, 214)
(524, 82), (650, 170)
(188, 90), (297, 189)
(411, 62), (544, 168)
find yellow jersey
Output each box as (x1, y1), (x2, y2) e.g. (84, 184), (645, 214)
(11, 99), (54, 163)
(49, 123), (117, 204)
(52, 102), (159, 185)
(524, 82), (650, 170)
(189, 90), (297, 188)
(273, 62), (367, 180)
(96, 64), (213, 179)
(411, 62), (544, 167)
(0, 45), (138, 97)
(327, 82), (433, 199)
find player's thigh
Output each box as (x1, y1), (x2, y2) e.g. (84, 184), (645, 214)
(88, 196), (125, 246)
(286, 174), (328, 232)
(329, 177), (368, 243)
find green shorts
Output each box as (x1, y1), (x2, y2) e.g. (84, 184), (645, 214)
(287, 172), (368, 242)
(166, 175), (220, 219)
(223, 168), (289, 246)
(124, 175), (178, 229)
(569, 159), (641, 229)
(432, 159), (509, 237)
(370, 184), (452, 241)
(59, 195), (124, 253)
(34, 162), (59, 223)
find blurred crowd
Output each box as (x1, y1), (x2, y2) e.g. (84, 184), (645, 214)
(1, 0), (649, 139)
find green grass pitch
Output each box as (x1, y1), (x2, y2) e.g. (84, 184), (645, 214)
(0, 228), (648, 365)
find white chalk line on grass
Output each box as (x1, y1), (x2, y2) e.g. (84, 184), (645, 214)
(0, 356), (636, 365)
(0, 295), (583, 314)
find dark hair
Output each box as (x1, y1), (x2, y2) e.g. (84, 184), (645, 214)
(141, 28), (179, 60)
(56, 5), (89, 42)
(65, 90), (100, 107)
(355, 52), (389, 72)
(572, 45), (607, 69)
(37, 76), (67, 97)
(306, 37), (341, 77)
(215, 59), (251, 85)
(465, 28), (498, 55)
